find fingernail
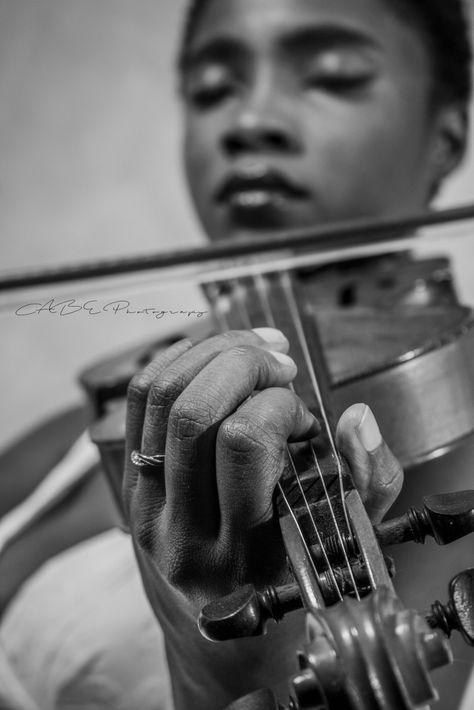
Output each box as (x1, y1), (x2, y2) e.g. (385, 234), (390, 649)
(271, 351), (297, 371)
(272, 350), (297, 371)
(252, 327), (289, 349)
(356, 405), (382, 453)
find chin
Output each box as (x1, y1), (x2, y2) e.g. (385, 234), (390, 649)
(206, 207), (322, 242)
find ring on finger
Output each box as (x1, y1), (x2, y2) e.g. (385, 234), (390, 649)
(131, 450), (165, 467)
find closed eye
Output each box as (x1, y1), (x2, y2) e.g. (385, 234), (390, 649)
(183, 64), (238, 110)
(188, 83), (235, 109)
(304, 50), (376, 94)
(306, 73), (374, 93)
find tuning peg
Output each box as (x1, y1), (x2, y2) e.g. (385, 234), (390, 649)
(308, 492), (474, 567)
(198, 583), (302, 642)
(199, 557), (397, 642)
(374, 490), (474, 547)
(426, 569), (474, 646)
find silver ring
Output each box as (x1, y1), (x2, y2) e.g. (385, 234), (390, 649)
(131, 450), (165, 467)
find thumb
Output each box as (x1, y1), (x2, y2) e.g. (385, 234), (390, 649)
(336, 403), (404, 523)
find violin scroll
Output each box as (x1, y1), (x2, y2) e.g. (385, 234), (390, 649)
(286, 570), (474, 710)
(224, 582), (462, 710)
(224, 568), (474, 710)
(204, 488), (474, 709)
(287, 588), (452, 710)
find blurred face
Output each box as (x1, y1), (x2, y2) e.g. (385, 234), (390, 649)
(181, 0), (442, 242)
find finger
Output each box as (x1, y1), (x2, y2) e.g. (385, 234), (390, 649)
(165, 345), (301, 533)
(215, 388), (319, 539)
(140, 327), (289, 455)
(336, 403), (404, 523)
(124, 338), (195, 511)
(136, 328), (290, 524)
(126, 328), (286, 508)
(128, 328), (290, 544)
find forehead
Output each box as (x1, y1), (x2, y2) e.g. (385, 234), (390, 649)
(188, 0), (413, 49)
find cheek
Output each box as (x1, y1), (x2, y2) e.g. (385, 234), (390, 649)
(183, 130), (205, 204)
(183, 120), (218, 196)
(304, 94), (432, 212)
(183, 120), (225, 233)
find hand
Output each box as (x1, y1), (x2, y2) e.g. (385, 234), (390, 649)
(122, 327), (403, 709)
(336, 401), (404, 523)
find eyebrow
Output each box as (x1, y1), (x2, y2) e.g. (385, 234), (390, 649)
(278, 24), (382, 54)
(180, 38), (248, 74)
(180, 22), (381, 72)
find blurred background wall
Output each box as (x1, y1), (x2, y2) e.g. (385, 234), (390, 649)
(0, 0), (473, 450)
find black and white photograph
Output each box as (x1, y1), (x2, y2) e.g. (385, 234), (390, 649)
(1, 2), (474, 709)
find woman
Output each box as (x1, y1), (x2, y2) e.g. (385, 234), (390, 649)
(1, 0), (472, 708)
(123, 0), (473, 708)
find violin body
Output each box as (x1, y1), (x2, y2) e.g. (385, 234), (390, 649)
(87, 252), (474, 475)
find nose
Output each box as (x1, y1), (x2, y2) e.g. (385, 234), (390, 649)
(221, 86), (301, 157)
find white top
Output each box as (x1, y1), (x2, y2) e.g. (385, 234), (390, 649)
(1, 437), (473, 710)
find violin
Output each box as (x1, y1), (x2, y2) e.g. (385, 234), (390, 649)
(2, 204), (474, 709)
(195, 262), (474, 710)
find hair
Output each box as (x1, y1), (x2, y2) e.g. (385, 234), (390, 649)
(178, 0), (472, 108)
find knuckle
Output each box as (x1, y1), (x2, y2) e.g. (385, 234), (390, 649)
(223, 345), (271, 382)
(218, 415), (267, 455)
(227, 343), (266, 367)
(128, 338), (195, 402)
(127, 371), (151, 401)
(165, 558), (189, 590)
(226, 344), (253, 357)
(161, 542), (202, 592)
(147, 371), (182, 410)
(175, 336), (195, 351)
(169, 398), (212, 440)
(219, 329), (247, 344)
(133, 517), (185, 585)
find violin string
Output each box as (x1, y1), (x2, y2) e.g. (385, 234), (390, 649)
(284, 444), (343, 601)
(277, 270), (361, 599)
(276, 480), (328, 607)
(203, 283), (232, 333)
(204, 275), (358, 601)
(205, 279), (329, 595)
(230, 279), (253, 330)
(251, 272), (344, 599)
(232, 273), (343, 600)
(278, 269), (359, 594)
(305, 442), (358, 599)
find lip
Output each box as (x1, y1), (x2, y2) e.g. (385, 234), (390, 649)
(215, 165), (310, 207)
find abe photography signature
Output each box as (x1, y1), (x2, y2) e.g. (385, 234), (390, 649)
(15, 298), (208, 320)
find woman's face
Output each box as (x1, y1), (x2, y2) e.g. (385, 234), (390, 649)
(181, 0), (445, 242)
